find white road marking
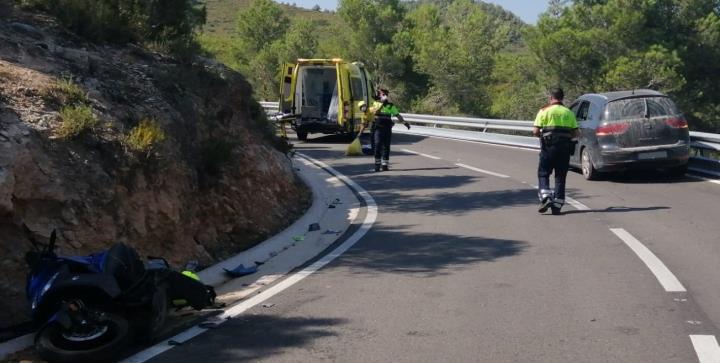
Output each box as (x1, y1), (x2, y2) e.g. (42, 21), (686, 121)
(566, 197), (591, 211)
(397, 131), (538, 153)
(0, 333), (33, 360)
(121, 153), (378, 363)
(688, 173), (720, 185)
(401, 148), (442, 160)
(455, 163), (510, 178)
(530, 185), (590, 211)
(610, 228), (686, 292)
(690, 335), (720, 363)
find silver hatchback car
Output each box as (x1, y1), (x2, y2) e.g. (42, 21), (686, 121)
(568, 90), (690, 180)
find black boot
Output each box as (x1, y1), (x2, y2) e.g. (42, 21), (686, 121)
(538, 197), (553, 213)
(374, 164), (381, 172)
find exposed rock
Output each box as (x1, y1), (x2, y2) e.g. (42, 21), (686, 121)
(0, 7), (309, 329)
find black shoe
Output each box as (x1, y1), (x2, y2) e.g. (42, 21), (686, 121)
(382, 165), (389, 171)
(538, 197), (553, 213)
(374, 165), (381, 172)
(551, 206), (562, 215)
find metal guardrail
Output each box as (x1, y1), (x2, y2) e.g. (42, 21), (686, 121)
(260, 101), (720, 175)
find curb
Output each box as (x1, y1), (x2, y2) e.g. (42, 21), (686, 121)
(0, 154), (357, 361)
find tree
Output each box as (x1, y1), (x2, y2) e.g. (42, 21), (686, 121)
(236, 0), (289, 53)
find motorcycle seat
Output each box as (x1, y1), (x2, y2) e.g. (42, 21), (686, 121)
(103, 243), (146, 290)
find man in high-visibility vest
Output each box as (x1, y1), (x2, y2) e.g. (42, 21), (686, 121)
(533, 87), (579, 215)
(361, 88), (411, 172)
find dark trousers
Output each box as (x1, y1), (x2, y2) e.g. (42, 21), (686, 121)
(538, 136), (571, 202)
(373, 126), (392, 164)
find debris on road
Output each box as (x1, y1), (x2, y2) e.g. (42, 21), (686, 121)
(223, 264), (258, 278)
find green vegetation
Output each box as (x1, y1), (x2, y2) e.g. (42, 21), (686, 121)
(202, 0), (720, 132)
(58, 105), (98, 138)
(44, 78), (88, 106)
(18, 0), (206, 55)
(125, 118), (167, 154)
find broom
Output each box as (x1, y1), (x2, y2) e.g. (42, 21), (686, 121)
(345, 136), (363, 156)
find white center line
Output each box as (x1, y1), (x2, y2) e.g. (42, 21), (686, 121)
(610, 228), (686, 292)
(401, 148), (442, 160)
(455, 163), (510, 178)
(690, 335), (720, 363)
(566, 197), (591, 211)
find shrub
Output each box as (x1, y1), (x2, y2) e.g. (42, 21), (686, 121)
(58, 105), (98, 138)
(125, 118), (167, 154)
(20, 0), (206, 55)
(45, 78), (88, 106)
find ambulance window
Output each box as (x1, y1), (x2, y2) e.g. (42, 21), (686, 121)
(348, 65), (367, 102)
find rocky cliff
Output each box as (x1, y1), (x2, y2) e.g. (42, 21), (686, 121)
(0, 6), (309, 331)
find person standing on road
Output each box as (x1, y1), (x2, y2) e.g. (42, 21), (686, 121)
(533, 87), (579, 215)
(360, 88), (411, 172)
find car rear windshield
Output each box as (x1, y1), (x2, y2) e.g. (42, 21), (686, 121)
(605, 96), (681, 121)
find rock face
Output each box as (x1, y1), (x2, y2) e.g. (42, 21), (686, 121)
(0, 9), (309, 329)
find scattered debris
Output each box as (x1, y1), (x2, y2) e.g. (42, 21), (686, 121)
(328, 204), (336, 209)
(223, 264), (258, 278)
(168, 340), (183, 346)
(262, 303), (275, 308)
(323, 229), (341, 235)
(308, 223), (320, 232)
(254, 261), (265, 266)
(292, 236), (304, 242)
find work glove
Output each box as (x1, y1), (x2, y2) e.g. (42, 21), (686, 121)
(404, 122), (411, 130)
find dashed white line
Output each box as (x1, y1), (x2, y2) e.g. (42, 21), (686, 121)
(566, 197), (591, 211)
(401, 148), (442, 160)
(121, 153), (378, 363)
(610, 228), (686, 292)
(455, 163), (510, 178)
(690, 335), (720, 363)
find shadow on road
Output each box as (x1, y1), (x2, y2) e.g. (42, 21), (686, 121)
(562, 206), (671, 215)
(334, 225), (528, 278)
(585, 169), (704, 184)
(367, 188), (538, 215)
(142, 315), (346, 362)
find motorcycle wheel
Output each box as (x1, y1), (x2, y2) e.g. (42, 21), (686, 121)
(136, 284), (169, 342)
(35, 312), (131, 363)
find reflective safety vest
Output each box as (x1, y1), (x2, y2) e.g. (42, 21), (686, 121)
(373, 101), (400, 128)
(534, 102), (578, 136)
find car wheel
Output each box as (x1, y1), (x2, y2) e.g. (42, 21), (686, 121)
(581, 147), (599, 180)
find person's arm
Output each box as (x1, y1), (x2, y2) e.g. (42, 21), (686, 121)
(395, 113), (411, 129)
(533, 109), (544, 137)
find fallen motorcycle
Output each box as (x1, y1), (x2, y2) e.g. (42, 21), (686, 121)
(24, 226), (216, 363)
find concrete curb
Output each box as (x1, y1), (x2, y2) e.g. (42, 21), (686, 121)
(0, 154), (358, 361)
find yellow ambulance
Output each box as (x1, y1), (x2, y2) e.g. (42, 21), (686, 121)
(278, 58), (375, 141)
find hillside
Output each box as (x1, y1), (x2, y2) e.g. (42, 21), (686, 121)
(0, 5), (309, 332)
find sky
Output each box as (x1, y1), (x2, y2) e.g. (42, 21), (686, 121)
(287, 1), (550, 24)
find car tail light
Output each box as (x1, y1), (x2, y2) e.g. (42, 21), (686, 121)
(596, 122), (629, 136)
(665, 117), (688, 128)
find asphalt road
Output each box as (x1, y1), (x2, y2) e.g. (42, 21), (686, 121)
(147, 132), (720, 362)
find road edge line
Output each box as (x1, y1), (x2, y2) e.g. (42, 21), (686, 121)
(610, 228), (686, 292)
(120, 153), (377, 363)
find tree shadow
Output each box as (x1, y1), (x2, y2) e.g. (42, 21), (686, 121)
(142, 315), (346, 363)
(592, 169), (704, 184)
(366, 188), (538, 215)
(333, 225), (528, 277)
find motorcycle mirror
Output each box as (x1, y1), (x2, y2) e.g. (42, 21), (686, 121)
(49, 229), (57, 252)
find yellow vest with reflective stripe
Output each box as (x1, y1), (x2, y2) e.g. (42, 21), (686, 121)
(534, 104), (578, 129)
